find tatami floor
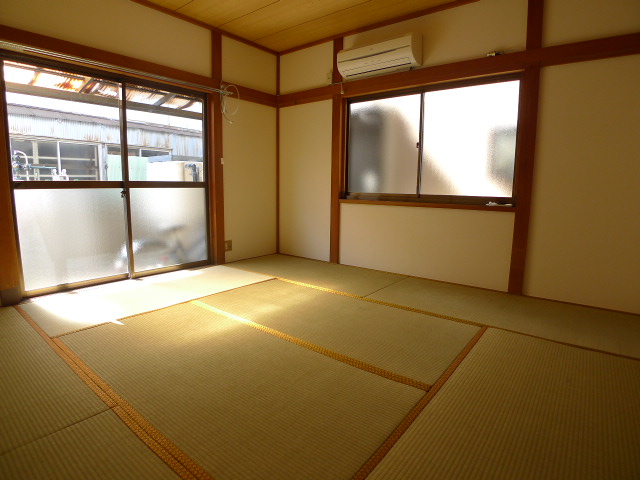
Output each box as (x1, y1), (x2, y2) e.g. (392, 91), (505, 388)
(1, 254), (639, 479)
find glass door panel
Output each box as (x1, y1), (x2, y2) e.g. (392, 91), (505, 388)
(3, 59), (210, 294)
(4, 60), (122, 182)
(13, 189), (128, 291)
(129, 188), (207, 272)
(125, 83), (204, 182)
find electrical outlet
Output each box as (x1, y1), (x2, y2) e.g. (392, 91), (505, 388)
(224, 240), (232, 252)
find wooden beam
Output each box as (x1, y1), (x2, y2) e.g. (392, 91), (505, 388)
(233, 85), (277, 108)
(508, 0), (544, 294)
(329, 38), (345, 264)
(508, 66), (541, 295)
(0, 73), (23, 302)
(209, 31), (225, 264)
(281, 32), (640, 104)
(526, 0), (544, 50)
(0, 25), (217, 92)
(276, 55), (281, 253)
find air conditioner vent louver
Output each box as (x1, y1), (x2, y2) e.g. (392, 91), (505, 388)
(337, 33), (422, 81)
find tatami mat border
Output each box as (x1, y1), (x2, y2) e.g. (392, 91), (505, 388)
(351, 326), (488, 480)
(13, 305), (216, 480)
(51, 322), (113, 338)
(191, 300), (432, 391)
(227, 267), (640, 362)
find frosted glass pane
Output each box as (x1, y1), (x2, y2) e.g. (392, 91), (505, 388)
(348, 94), (421, 194)
(421, 81), (520, 197)
(126, 84), (204, 182)
(14, 189), (128, 291)
(4, 60), (122, 181)
(130, 188), (207, 272)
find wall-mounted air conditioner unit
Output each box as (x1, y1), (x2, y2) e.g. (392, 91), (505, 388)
(337, 33), (422, 81)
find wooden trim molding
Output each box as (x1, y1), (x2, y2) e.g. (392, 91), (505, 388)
(233, 85), (277, 108)
(329, 38), (345, 264)
(508, 0), (544, 295)
(508, 66), (541, 295)
(340, 199), (516, 212)
(0, 74), (22, 295)
(276, 55), (281, 253)
(0, 287), (22, 306)
(210, 31), (226, 264)
(0, 24), (217, 91)
(526, 0), (544, 50)
(278, 84), (340, 108)
(282, 32), (640, 104)
(0, 24), (278, 108)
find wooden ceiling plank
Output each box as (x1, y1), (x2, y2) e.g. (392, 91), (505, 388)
(177, 0), (280, 27)
(140, 0), (193, 11)
(220, 0), (370, 40)
(256, 0), (454, 51)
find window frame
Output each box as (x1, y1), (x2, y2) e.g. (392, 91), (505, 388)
(344, 73), (522, 208)
(2, 52), (213, 295)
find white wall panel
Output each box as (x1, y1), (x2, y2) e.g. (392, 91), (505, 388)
(0, 0), (212, 77)
(525, 56), (640, 314)
(544, 0), (640, 47)
(222, 37), (277, 95)
(344, 0), (527, 69)
(340, 204), (514, 291)
(223, 101), (277, 261)
(280, 42), (334, 94)
(279, 101), (332, 261)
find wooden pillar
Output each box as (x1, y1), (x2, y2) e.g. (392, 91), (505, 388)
(0, 76), (22, 305)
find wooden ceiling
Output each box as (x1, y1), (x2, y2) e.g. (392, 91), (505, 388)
(132, 0), (460, 52)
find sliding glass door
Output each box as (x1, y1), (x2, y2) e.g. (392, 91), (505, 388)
(2, 58), (209, 294)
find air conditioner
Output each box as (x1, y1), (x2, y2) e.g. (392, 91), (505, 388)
(337, 33), (422, 81)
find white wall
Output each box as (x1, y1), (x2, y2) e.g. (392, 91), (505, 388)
(341, 205), (515, 291)
(222, 37), (277, 94)
(525, 55), (640, 314)
(220, 38), (278, 262)
(0, 0), (212, 77)
(279, 101), (333, 261)
(335, 0), (528, 291)
(278, 0), (640, 312)
(222, 100), (277, 262)
(344, 0), (528, 67)
(279, 42), (334, 94)
(544, 0), (640, 46)
(1, 0), (280, 266)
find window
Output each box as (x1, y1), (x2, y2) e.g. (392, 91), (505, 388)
(4, 60), (205, 183)
(346, 77), (521, 205)
(3, 57), (210, 292)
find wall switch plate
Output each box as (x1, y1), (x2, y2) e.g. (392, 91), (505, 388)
(224, 240), (232, 251)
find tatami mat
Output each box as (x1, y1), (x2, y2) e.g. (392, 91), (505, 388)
(199, 279), (480, 386)
(0, 307), (107, 454)
(228, 254), (407, 296)
(0, 410), (180, 479)
(20, 265), (272, 337)
(60, 302), (425, 480)
(367, 329), (640, 480)
(368, 276), (640, 358)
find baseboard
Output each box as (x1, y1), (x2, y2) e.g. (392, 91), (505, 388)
(0, 287), (21, 306)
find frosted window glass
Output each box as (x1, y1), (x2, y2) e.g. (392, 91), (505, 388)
(130, 188), (207, 272)
(126, 84), (204, 182)
(14, 189), (128, 291)
(420, 81), (520, 197)
(348, 95), (421, 194)
(4, 60), (122, 181)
